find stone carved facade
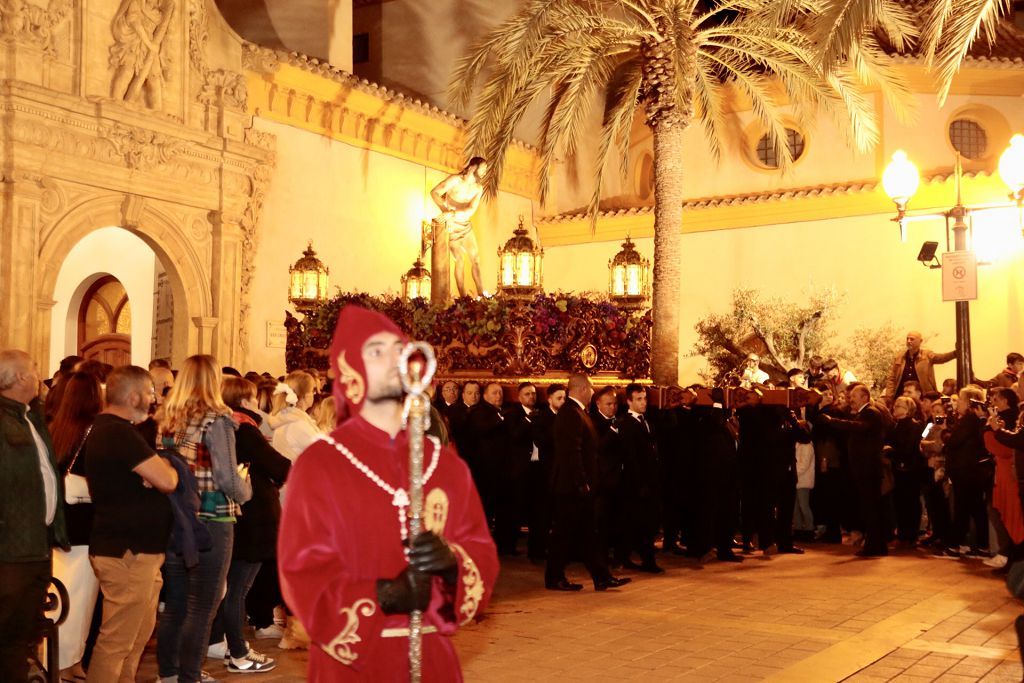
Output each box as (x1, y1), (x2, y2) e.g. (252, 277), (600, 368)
(0, 0), (73, 55)
(0, 0), (275, 369)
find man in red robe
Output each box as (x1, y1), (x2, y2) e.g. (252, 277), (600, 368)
(278, 305), (498, 681)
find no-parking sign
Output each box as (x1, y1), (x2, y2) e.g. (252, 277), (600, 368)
(941, 251), (977, 301)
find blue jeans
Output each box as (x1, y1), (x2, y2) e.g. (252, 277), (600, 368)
(157, 521), (233, 683)
(208, 559), (262, 658)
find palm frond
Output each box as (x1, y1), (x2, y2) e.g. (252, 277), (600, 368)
(588, 56), (644, 226)
(848, 34), (916, 125)
(924, 0), (1013, 104)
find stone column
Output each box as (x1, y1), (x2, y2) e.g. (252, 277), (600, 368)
(191, 317), (220, 356)
(209, 211), (245, 368)
(0, 178), (42, 359)
(430, 217), (450, 305)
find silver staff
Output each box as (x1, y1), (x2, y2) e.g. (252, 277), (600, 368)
(398, 342), (436, 683)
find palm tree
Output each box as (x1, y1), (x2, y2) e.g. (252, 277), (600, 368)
(775, 0), (1014, 103)
(451, 0), (900, 385)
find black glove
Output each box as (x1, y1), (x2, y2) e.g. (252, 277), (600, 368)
(376, 566), (432, 615)
(407, 531), (458, 585)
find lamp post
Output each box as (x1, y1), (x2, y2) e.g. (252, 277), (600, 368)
(882, 142), (1024, 387)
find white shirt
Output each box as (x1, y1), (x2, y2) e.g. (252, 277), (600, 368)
(25, 407), (57, 525)
(523, 404), (540, 462)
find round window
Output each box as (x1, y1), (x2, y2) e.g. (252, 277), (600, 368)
(948, 119), (988, 160)
(756, 128), (804, 168)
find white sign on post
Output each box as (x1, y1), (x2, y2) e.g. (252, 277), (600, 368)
(941, 251), (978, 302)
(266, 321), (287, 348)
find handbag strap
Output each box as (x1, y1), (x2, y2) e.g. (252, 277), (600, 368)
(66, 424), (94, 473)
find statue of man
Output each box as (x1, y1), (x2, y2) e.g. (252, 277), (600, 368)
(109, 0), (174, 109)
(430, 157), (488, 297)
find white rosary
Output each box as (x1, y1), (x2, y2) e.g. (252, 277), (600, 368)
(321, 433), (441, 543)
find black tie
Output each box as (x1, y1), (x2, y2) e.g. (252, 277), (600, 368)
(638, 414), (648, 432)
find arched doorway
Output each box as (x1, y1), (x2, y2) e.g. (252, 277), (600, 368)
(78, 275), (132, 366)
(48, 225), (181, 375)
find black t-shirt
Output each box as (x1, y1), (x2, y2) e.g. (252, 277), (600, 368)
(84, 413), (172, 556)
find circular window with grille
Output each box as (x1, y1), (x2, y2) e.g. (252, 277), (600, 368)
(756, 128), (805, 168)
(948, 119), (988, 159)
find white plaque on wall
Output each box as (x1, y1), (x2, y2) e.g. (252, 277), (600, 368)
(941, 251), (977, 302)
(266, 321), (287, 348)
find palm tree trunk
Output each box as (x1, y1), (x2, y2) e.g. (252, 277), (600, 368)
(650, 119), (685, 386)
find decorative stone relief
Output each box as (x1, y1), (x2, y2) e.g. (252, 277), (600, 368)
(197, 68), (247, 110)
(0, 0), (73, 56)
(109, 0), (177, 109)
(187, 0), (246, 110)
(100, 122), (186, 170)
(237, 163), (272, 355)
(240, 43), (279, 74)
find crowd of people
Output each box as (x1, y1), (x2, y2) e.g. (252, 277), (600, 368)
(430, 333), (1024, 587)
(0, 351), (343, 682)
(1, 326), (1023, 680)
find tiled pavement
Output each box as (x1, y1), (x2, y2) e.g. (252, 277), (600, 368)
(137, 543), (1024, 681)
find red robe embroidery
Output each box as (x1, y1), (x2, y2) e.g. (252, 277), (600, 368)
(278, 415), (499, 681)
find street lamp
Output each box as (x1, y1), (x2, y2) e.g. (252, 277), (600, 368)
(288, 242), (330, 314)
(608, 236), (650, 309)
(401, 256), (431, 301)
(999, 135), (1024, 230)
(882, 143), (1024, 387)
(496, 215), (543, 299)
(881, 150), (920, 242)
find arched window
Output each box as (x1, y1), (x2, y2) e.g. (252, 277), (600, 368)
(78, 276), (131, 367)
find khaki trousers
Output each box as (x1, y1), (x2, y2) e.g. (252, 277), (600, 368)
(86, 550), (164, 683)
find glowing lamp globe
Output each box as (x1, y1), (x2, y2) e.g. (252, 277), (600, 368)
(999, 134), (1024, 197)
(882, 150), (920, 207)
(496, 216), (543, 299)
(608, 237), (650, 309)
(288, 242), (330, 313)
(401, 257), (431, 301)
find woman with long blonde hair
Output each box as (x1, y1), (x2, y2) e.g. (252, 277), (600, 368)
(156, 355), (260, 680)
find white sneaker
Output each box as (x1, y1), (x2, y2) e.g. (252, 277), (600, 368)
(253, 624), (284, 639)
(227, 650), (277, 674)
(984, 554), (1008, 568)
(207, 639), (228, 660)
(200, 672), (217, 683)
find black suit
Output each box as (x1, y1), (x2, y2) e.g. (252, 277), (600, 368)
(527, 406), (557, 560)
(615, 412), (660, 566)
(592, 410), (623, 564)
(545, 399), (610, 586)
(824, 404), (889, 554)
(497, 404), (535, 554)
(467, 401), (506, 524)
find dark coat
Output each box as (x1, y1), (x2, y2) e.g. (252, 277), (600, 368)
(592, 410), (623, 494)
(0, 395), (68, 561)
(233, 408), (291, 561)
(887, 417), (924, 473)
(615, 412), (659, 498)
(944, 410), (987, 481)
(822, 404), (888, 487)
(502, 404), (535, 480)
(550, 399), (599, 497)
(447, 401), (472, 458)
(531, 405), (557, 469)
(467, 402), (506, 466)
